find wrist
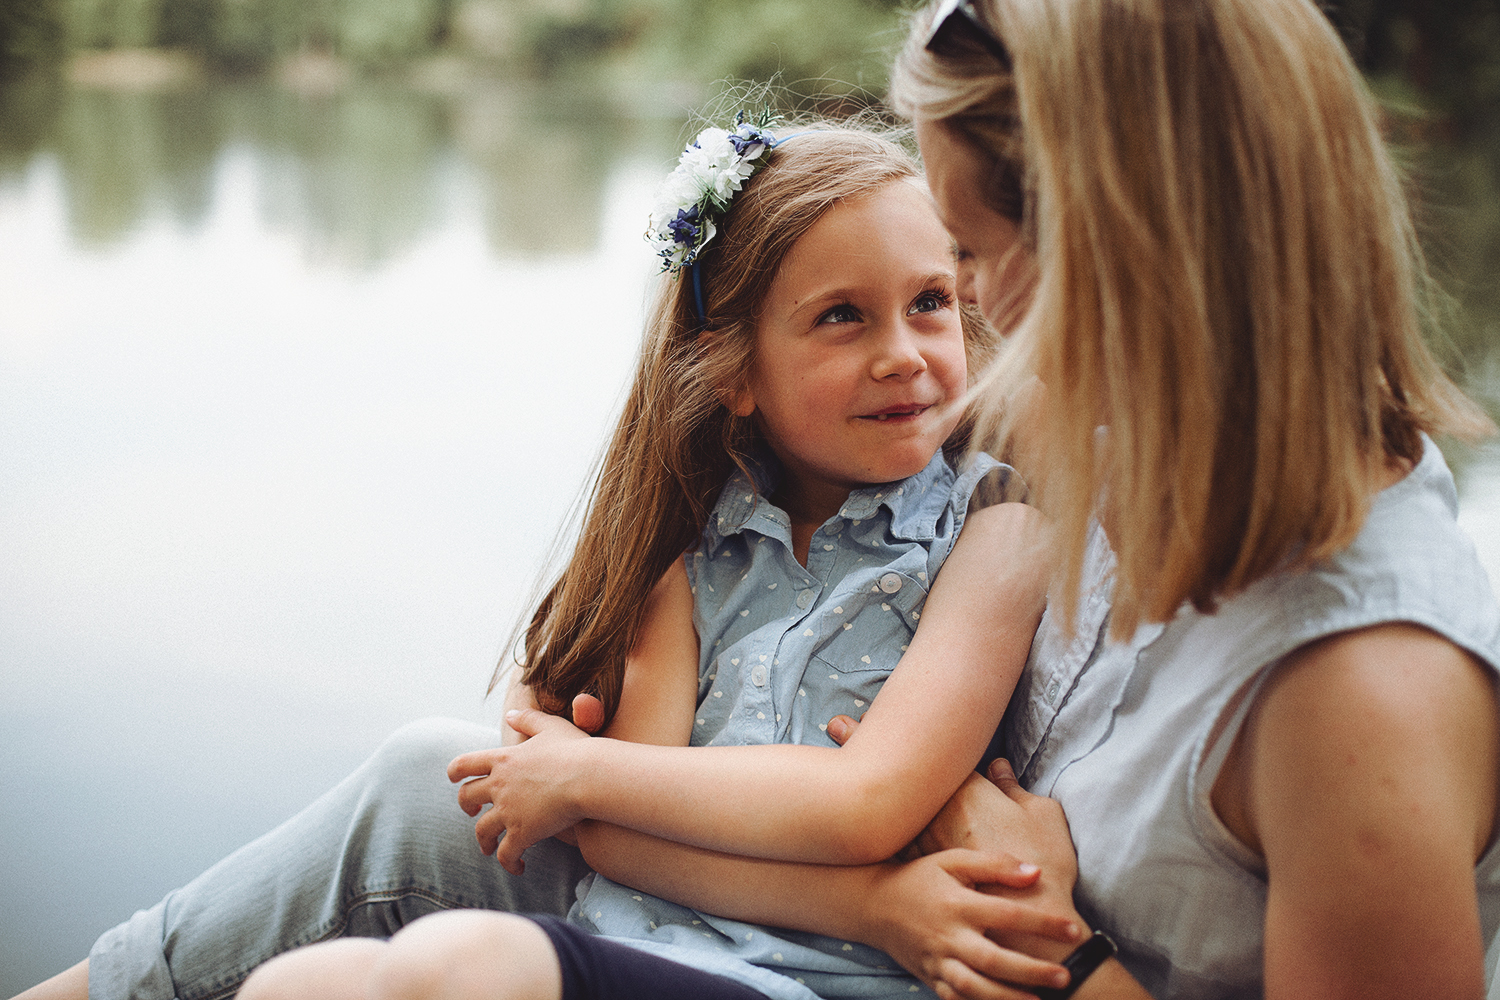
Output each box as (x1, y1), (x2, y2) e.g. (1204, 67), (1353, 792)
(1070, 957), (1137, 1000)
(1032, 930), (1118, 1000)
(848, 862), (909, 952)
(563, 738), (604, 820)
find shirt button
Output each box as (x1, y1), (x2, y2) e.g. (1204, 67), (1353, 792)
(796, 589), (814, 609)
(879, 573), (902, 594)
(751, 665), (767, 687)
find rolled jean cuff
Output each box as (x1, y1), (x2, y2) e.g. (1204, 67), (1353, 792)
(89, 899), (177, 1000)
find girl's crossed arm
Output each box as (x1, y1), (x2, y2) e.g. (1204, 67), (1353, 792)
(450, 500), (1052, 873)
(453, 505), (1081, 1000)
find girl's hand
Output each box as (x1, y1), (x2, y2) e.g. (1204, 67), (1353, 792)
(447, 709), (595, 874)
(861, 850), (1080, 1000)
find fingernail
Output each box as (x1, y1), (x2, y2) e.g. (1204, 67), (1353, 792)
(1052, 970), (1071, 988)
(1018, 862), (1040, 876)
(505, 709), (520, 720)
(828, 718), (847, 740)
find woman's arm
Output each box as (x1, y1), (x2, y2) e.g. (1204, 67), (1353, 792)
(828, 714), (1156, 1000)
(891, 624), (1500, 1000)
(455, 502), (1053, 872)
(1216, 623), (1499, 1000)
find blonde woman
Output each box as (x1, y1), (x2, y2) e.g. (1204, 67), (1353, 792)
(854, 0), (1500, 997)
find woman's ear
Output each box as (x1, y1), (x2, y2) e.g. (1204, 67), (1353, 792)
(726, 386), (756, 418)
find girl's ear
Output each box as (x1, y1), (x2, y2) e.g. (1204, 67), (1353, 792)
(697, 328), (757, 417)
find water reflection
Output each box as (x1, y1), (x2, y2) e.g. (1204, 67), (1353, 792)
(0, 76), (664, 262)
(0, 74), (683, 994)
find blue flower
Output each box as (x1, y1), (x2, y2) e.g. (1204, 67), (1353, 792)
(728, 130), (768, 156)
(668, 206), (702, 246)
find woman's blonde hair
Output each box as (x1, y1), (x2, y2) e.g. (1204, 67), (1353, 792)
(499, 120), (996, 723)
(893, 0), (1494, 635)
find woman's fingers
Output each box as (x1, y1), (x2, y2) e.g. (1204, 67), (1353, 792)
(827, 713), (859, 745)
(986, 758), (1029, 800)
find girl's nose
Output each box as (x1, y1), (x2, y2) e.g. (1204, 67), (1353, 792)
(871, 323), (928, 381)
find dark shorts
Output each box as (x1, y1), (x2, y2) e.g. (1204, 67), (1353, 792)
(531, 914), (772, 1000)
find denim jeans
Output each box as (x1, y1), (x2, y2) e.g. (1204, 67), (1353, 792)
(88, 718), (592, 1000)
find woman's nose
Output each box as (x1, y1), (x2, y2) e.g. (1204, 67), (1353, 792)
(956, 259), (979, 306)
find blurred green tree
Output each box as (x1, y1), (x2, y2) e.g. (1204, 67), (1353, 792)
(0, 0), (65, 78)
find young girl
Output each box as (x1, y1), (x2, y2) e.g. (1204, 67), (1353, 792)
(237, 118), (1080, 1000)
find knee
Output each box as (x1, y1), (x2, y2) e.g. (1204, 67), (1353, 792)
(363, 718), (504, 790)
(239, 939), (388, 1000)
(371, 911), (560, 1000)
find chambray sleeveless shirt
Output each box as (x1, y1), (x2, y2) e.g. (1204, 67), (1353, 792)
(568, 450), (1018, 1000)
(1002, 436), (1500, 999)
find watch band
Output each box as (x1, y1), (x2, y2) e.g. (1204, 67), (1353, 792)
(1032, 929), (1118, 1000)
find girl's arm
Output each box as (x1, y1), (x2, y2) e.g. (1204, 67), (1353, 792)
(453, 501), (1053, 872)
(1220, 623), (1499, 1000)
(461, 560), (1082, 998)
(573, 820), (1081, 1000)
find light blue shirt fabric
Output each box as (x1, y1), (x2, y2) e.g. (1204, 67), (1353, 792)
(1002, 435), (1500, 999)
(569, 449), (1017, 1000)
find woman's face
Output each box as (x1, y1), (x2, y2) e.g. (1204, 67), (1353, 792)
(914, 118), (1034, 334)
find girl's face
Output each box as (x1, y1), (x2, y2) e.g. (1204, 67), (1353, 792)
(914, 118), (1033, 334)
(734, 179), (967, 502)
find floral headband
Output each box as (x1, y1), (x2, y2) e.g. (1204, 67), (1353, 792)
(645, 110), (783, 276)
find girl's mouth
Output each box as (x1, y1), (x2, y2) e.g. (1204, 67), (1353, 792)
(864, 405), (929, 422)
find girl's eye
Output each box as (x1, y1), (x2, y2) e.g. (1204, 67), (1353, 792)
(816, 303), (861, 325)
(908, 289), (954, 316)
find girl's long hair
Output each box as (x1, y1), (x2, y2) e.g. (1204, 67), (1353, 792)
(892, 0), (1493, 637)
(496, 120), (997, 723)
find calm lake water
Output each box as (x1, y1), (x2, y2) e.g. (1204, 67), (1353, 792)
(2, 77), (1498, 993)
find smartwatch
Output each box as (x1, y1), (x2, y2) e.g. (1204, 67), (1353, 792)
(1032, 929), (1117, 1000)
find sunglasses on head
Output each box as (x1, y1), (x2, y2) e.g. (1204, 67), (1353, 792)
(923, 0), (1012, 68)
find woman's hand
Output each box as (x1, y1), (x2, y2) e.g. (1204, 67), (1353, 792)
(861, 850), (1081, 1000)
(831, 713), (1087, 964)
(447, 708), (595, 874)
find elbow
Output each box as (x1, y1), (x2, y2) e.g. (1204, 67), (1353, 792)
(828, 831), (905, 866)
(572, 821), (612, 873)
(819, 784), (924, 865)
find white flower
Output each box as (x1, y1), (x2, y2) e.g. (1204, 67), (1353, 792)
(643, 114), (779, 272)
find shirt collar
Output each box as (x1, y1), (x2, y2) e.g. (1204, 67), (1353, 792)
(705, 450), (956, 547)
